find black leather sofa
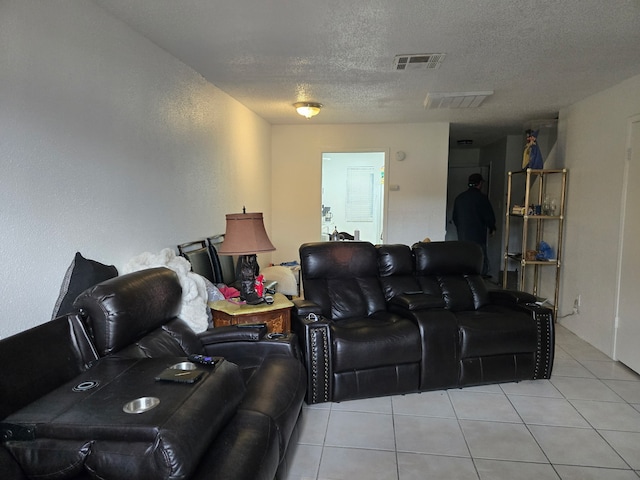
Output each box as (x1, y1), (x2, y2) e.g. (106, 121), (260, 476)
(0, 267), (306, 480)
(292, 240), (554, 404)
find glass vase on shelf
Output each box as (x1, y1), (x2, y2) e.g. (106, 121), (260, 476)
(543, 194), (550, 215)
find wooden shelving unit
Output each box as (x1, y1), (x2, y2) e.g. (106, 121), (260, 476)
(502, 168), (568, 319)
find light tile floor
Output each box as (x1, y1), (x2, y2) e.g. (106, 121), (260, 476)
(284, 324), (640, 479)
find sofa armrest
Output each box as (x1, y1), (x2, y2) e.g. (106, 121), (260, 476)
(197, 324), (267, 345)
(486, 291), (554, 379)
(292, 298), (323, 318)
(515, 303), (555, 379)
(200, 325), (300, 373)
(389, 293), (445, 311)
(291, 313), (333, 404)
(488, 289), (537, 305)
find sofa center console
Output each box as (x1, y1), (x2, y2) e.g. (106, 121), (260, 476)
(2, 356), (245, 480)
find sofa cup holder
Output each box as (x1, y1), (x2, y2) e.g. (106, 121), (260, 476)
(123, 396), (160, 414)
(170, 361), (197, 370)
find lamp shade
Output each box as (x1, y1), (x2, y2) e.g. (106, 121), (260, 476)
(217, 212), (276, 255)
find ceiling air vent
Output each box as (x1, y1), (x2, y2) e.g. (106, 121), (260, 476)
(394, 53), (446, 71)
(424, 91), (493, 109)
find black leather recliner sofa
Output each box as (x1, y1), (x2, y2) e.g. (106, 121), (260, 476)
(0, 267), (306, 480)
(292, 240), (554, 404)
(293, 241), (422, 404)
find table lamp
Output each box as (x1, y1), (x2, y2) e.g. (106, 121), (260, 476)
(218, 210), (275, 304)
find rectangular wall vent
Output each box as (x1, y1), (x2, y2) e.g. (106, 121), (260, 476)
(394, 53), (446, 71)
(424, 91), (494, 109)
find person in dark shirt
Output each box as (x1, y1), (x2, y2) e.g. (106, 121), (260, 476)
(452, 173), (496, 277)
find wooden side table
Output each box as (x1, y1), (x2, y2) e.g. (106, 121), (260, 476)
(209, 293), (294, 333)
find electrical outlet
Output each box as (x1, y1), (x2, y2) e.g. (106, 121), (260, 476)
(573, 295), (582, 314)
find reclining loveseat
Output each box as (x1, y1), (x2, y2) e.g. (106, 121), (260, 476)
(0, 267), (306, 480)
(292, 240), (554, 404)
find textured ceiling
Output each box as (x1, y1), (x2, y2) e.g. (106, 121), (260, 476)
(92, 0), (640, 147)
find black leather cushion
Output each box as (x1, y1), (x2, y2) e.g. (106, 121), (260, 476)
(413, 241), (489, 311)
(376, 244), (422, 301)
(439, 274), (489, 311)
(238, 356), (306, 460)
(416, 275), (444, 296)
(110, 318), (204, 359)
(460, 353), (535, 385)
(192, 410), (280, 480)
(331, 312), (421, 372)
(0, 314), (97, 421)
(457, 307), (538, 358)
(413, 240), (483, 275)
(74, 267), (182, 356)
(377, 244), (414, 276)
(333, 363), (420, 402)
(51, 252), (118, 319)
(301, 242), (387, 319)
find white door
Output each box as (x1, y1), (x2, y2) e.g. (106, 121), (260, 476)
(321, 152), (386, 243)
(615, 114), (640, 374)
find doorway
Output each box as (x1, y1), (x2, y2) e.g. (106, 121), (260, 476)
(446, 164), (502, 279)
(321, 151), (386, 243)
(445, 165), (490, 241)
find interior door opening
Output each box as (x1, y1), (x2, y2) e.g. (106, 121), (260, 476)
(321, 151), (386, 243)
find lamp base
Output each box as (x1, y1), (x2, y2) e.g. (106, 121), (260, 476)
(236, 254), (264, 305)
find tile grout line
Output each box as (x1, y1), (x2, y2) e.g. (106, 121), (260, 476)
(559, 339), (638, 472)
(447, 388), (482, 479)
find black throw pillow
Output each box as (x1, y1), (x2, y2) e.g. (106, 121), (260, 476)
(51, 252), (118, 319)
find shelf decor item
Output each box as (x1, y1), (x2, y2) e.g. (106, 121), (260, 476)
(522, 130), (544, 169)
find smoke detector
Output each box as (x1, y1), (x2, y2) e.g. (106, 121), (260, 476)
(424, 91), (493, 109)
(394, 53), (446, 71)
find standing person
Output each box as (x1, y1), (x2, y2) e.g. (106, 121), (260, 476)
(452, 173), (496, 277)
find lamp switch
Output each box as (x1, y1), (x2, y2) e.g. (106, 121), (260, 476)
(389, 184), (400, 191)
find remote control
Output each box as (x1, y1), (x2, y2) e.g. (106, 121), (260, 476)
(187, 354), (218, 365)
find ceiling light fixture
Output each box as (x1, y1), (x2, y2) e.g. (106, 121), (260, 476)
(294, 102), (322, 119)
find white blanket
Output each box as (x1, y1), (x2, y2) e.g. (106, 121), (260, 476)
(122, 248), (209, 333)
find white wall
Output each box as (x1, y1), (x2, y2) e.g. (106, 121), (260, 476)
(558, 73), (640, 357)
(270, 123), (450, 263)
(0, 0), (272, 338)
